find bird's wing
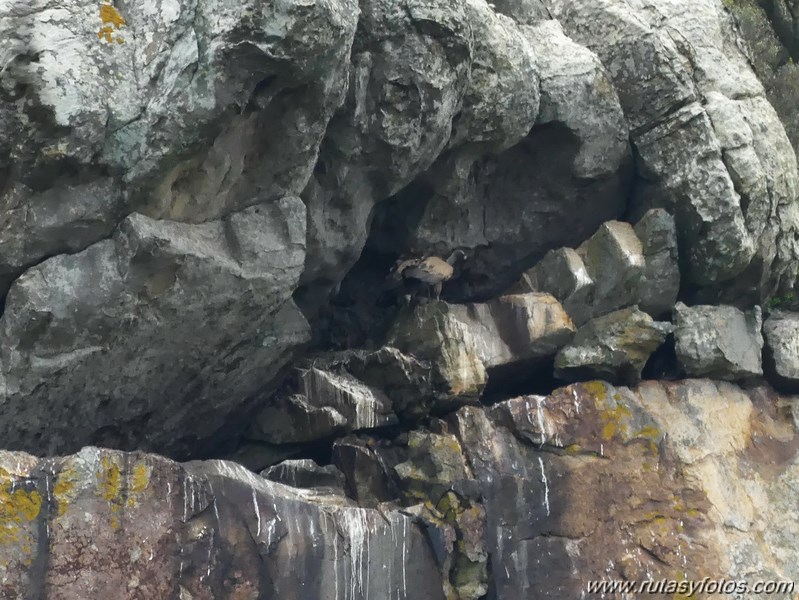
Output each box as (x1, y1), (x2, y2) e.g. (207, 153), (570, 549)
(404, 258), (453, 284)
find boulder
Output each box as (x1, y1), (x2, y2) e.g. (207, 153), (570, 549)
(673, 302), (764, 380)
(634, 208), (681, 318)
(554, 307), (672, 386)
(387, 303), (487, 408)
(250, 367), (398, 444)
(763, 310), (799, 391)
(332, 436), (400, 508)
(0, 0), (358, 296)
(305, 347), (436, 421)
(574, 221), (645, 324)
(510, 248), (595, 322)
(448, 293), (576, 370)
(0, 197), (309, 457)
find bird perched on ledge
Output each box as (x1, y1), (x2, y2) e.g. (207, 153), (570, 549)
(386, 249), (466, 301)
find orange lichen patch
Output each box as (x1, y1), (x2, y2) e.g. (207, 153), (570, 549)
(98, 2), (126, 44)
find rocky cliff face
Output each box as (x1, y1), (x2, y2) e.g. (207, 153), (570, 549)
(1, 0), (799, 598)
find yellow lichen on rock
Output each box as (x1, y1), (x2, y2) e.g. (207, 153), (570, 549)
(0, 475), (42, 550)
(53, 465), (79, 517)
(98, 2), (126, 44)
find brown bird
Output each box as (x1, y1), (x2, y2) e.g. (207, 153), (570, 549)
(399, 249), (466, 300)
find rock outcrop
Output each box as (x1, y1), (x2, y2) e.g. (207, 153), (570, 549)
(2, 378), (799, 598)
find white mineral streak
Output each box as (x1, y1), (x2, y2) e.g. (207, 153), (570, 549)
(252, 488), (262, 538)
(538, 456), (551, 517)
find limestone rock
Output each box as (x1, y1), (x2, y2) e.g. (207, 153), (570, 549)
(0, 197), (308, 457)
(0, 0), (358, 298)
(674, 302), (764, 380)
(370, 18), (630, 301)
(763, 310), (799, 391)
(575, 221), (645, 324)
(448, 293), (576, 371)
(451, 379), (799, 598)
(634, 208), (681, 318)
(250, 367), (398, 444)
(332, 436), (399, 507)
(261, 459), (346, 495)
(0, 448), (448, 599)
(554, 308), (673, 386)
(551, 0), (799, 303)
(511, 248), (595, 322)
(387, 302), (487, 408)
(307, 347), (436, 421)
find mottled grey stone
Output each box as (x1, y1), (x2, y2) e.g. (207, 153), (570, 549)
(554, 307), (672, 386)
(634, 209), (681, 318)
(673, 302), (764, 380)
(763, 310), (799, 390)
(575, 221), (645, 324)
(0, 197), (309, 457)
(250, 367), (398, 444)
(512, 248), (595, 322)
(261, 459), (347, 494)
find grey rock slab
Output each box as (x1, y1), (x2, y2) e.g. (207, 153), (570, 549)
(449, 293), (576, 370)
(0, 447), (448, 599)
(0, 197), (308, 457)
(575, 220), (645, 324)
(673, 302), (764, 380)
(309, 347), (436, 421)
(251, 366), (398, 444)
(0, 0), (358, 293)
(634, 208), (681, 318)
(511, 247), (595, 323)
(763, 310), (799, 390)
(554, 307), (673, 386)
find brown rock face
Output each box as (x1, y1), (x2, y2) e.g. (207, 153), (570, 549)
(2, 380), (798, 599)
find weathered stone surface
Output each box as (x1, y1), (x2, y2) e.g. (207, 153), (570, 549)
(551, 0), (799, 303)
(298, 0), (476, 310)
(306, 347), (436, 421)
(510, 248), (595, 322)
(0, 197), (308, 457)
(0, 0), (357, 298)
(448, 293), (576, 370)
(0, 448), (449, 599)
(261, 459), (346, 495)
(250, 366), (398, 444)
(575, 220), (645, 324)
(332, 436), (401, 508)
(728, 0), (799, 154)
(369, 17), (630, 301)
(674, 302), (764, 380)
(554, 307), (672, 386)
(634, 208), (681, 317)
(763, 310), (799, 390)
(453, 379), (799, 599)
(387, 302), (487, 407)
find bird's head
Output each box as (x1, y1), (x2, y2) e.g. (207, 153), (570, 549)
(446, 249), (467, 266)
